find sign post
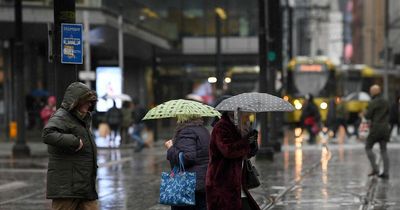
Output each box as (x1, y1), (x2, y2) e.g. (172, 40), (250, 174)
(61, 23), (83, 64)
(52, 0), (78, 108)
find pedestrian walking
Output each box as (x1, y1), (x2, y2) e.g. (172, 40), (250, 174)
(206, 112), (260, 210)
(131, 100), (147, 152)
(363, 84), (390, 179)
(42, 82), (98, 210)
(334, 98), (350, 138)
(105, 101), (123, 144)
(40, 95), (57, 126)
(164, 115), (211, 210)
(300, 94), (321, 144)
(120, 101), (133, 145)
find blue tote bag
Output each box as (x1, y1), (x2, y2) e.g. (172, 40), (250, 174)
(159, 152), (196, 206)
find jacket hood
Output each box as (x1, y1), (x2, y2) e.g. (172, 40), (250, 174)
(61, 82), (97, 111)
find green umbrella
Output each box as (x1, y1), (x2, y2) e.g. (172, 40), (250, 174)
(142, 99), (221, 122)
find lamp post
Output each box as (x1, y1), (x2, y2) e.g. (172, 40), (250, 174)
(257, 0), (275, 160)
(215, 7), (226, 96)
(12, 0), (30, 157)
(53, 0), (78, 108)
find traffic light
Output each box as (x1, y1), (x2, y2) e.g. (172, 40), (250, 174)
(268, 51), (277, 62)
(268, 0), (282, 67)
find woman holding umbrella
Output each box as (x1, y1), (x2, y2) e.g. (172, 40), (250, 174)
(164, 115), (210, 210)
(207, 92), (294, 210)
(206, 111), (260, 210)
(143, 99), (221, 210)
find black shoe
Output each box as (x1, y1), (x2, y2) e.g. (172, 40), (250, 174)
(378, 173), (389, 179)
(368, 171), (378, 176)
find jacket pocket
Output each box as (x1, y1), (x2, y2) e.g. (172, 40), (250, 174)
(47, 161), (72, 195)
(72, 161), (92, 194)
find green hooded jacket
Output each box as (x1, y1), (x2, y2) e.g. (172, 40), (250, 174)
(365, 94), (390, 142)
(42, 82), (98, 200)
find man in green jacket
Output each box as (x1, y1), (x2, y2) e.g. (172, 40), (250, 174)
(42, 82), (98, 209)
(364, 84), (390, 179)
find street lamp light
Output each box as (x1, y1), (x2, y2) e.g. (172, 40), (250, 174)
(215, 7), (227, 96)
(215, 7), (227, 20)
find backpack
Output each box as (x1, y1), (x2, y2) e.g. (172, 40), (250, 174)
(106, 107), (123, 126)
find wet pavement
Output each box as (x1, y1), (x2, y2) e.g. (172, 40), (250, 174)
(0, 130), (400, 210)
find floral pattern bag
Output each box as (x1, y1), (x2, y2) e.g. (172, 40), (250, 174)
(159, 152), (196, 206)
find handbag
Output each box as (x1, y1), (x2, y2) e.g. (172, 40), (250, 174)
(159, 152), (196, 206)
(245, 159), (261, 189)
(358, 117), (370, 141)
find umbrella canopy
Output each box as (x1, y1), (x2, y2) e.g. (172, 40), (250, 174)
(344, 92), (371, 102)
(142, 99), (221, 121)
(216, 92), (294, 112)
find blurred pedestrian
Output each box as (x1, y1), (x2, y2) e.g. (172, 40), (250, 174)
(40, 96), (57, 126)
(120, 101), (133, 145)
(300, 94), (321, 144)
(42, 82), (99, 210)
(206, 112), (260, 210)
(334, 98), (350, 138)
(326, 98), (336, 134)
(164, 115), (210, 210)
(105, 101), (123, 144)
(131, 100), (147, 152)
(389, 96), (400, 137)
(363, 85), (390, 179)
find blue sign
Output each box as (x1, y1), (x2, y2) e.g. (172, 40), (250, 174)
(61, 23), (83, 64)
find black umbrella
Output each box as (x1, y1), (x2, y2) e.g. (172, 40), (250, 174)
(215, 92), (294, 112)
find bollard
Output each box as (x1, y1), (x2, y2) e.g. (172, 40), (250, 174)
(9, 121), (17, 140)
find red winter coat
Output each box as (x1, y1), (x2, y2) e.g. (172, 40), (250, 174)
(206, 114), (260, 210)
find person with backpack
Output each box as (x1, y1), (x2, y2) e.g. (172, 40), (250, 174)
(105, 101), (123, 145)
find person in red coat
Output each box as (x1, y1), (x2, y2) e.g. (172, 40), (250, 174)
(206, 112), (260, 210)
(40, 96), (56, 126)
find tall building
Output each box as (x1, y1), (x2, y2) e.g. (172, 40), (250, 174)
(292, 0), (344, 65)
(352, 0), (385, 66)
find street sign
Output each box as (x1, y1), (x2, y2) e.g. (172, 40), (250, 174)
(61, 23), (83, 64)
(79, 71), (96, 81)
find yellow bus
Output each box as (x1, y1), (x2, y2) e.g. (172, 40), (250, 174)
(337, 64), (400, 123)
(283, 56), (337, 124)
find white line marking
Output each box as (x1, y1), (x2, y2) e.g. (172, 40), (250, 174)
(0, 181), (28, 192)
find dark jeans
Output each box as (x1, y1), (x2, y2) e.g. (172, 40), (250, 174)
(365, 139), (389, 175)
(131, 123), (145, 147)
(120, 126), (130, 145)
(305, 125), (316, 144)
(171, 191), (206, 210)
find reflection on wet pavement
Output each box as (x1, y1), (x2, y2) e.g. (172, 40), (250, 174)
(0, 128), (399, 209)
